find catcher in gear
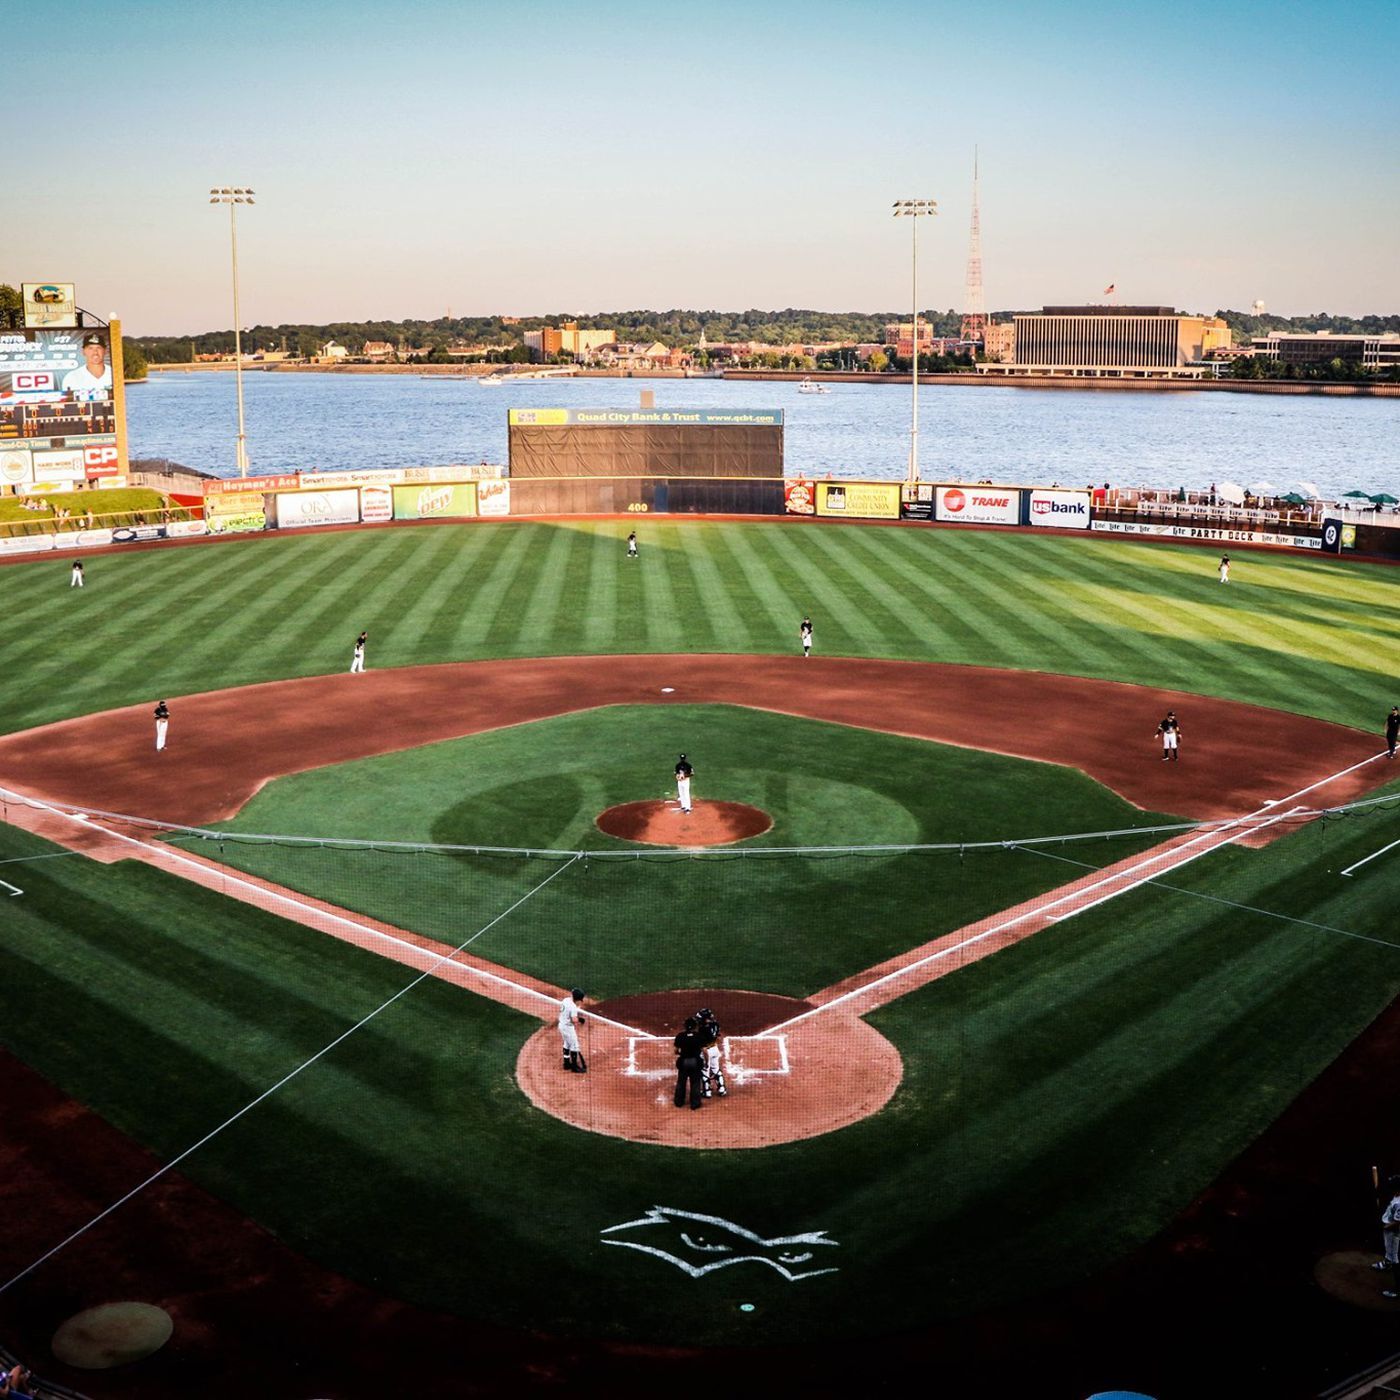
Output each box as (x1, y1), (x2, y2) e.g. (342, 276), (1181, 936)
(696, 1006), (726, 1098)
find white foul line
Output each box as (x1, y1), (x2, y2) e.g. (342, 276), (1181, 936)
(0, 877), (22, 896)
(0, 783), (648, 1039)
(1341, 836), (1400, 878)
(769, 751), (1388, 1034)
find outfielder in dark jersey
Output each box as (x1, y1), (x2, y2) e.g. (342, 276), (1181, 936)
(1386, 706), (1399, 759)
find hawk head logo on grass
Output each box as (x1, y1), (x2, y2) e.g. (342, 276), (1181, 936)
(600, 1206), (839, 1280)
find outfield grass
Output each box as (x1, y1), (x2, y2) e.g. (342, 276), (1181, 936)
(1, 521), (1396, 733)
(195, 705), (1179, 994)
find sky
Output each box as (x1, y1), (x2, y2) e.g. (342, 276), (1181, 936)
(7, 0), (1398, 335)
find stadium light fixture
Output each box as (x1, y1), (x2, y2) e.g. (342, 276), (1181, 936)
(209, 186), (256, 476)
(892, 198), (938, 486)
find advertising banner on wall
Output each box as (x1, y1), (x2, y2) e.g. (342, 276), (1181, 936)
(204, 473), (300, 495)
(509, 408), (783, 427)
(0, 447), (34, 485)
(478, 479), (511, 517)
(1028, 489), (1091, 529)
(31, 449), (86, 484)
(82, 443), (122, 479)
(360, 487), (393, 524)
(207, 489), (268, 535)
(934, 486), (1021, 524)
(815, 481), (901, 519)
(1089, 520), (1322, 549)
(901, 483), (935, 521)
(392, 483), (478, 520)
(784, 479), (815, 515)
(274, 489), (360, 529)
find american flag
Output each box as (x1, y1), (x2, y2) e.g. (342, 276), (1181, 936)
(1103, 283), (1116, 295)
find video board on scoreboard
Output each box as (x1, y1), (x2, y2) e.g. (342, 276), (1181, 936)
(0, 325), (119, 484)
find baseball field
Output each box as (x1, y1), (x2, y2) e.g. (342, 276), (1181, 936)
(1, 518), (1399, 1397)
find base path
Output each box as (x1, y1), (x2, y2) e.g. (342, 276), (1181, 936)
(0, 654), (1386, 829)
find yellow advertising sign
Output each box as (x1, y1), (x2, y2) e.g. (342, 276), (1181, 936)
(815, 481), (901, 520)
(508, 408), (570, 426)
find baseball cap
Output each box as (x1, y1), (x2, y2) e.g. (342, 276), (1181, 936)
(81, 333), (104, 348)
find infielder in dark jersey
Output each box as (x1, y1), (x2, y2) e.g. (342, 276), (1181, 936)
(1156, 710), (1181, 761)
(1387, 707), (1399, 759)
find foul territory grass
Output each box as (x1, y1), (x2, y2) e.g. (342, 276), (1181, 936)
(0, 520), (1397, 734)
(191, 704), (1180, 995)
(2, 782), (1398, 1345)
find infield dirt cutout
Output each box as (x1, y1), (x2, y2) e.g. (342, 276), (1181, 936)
(517, 989), (901, 1149)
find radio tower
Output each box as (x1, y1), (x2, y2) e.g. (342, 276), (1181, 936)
(960, 148), (987, 346)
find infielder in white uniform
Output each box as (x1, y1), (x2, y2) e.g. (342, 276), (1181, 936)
(153, 700), (170, 752)
(674, 754), (694, 814)
(61, 335), (113, 401)
(350, 629), (367, 673)
(559, 988), (587, 1073)
(800, 616), (813, 657)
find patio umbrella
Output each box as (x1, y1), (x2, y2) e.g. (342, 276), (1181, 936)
(1278, 492), (1308, 505)
(1371, 492), (1399, 505)
(1342, 489), (1373, 499)
(1295, 481), (1321, 498)
(1248, 480), (1275, 493)
(1215, 480), (1246, 505)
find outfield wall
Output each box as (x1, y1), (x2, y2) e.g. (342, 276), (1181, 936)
(9, 469), (1400, 562)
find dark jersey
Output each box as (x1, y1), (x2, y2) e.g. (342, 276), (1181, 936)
(1157, 715), (1180, 735)
(675, 758), (694, 779)
(697, 1014), (720, 1047)
(1387, 711), (1400, 739)
(674, 1029), (705, 1063)
(154, 702), (169, 720)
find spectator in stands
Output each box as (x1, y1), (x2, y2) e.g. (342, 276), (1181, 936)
(2, 1360), (37, 1398)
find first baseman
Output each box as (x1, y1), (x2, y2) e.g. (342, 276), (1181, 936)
(350, 629), (367, 673)
(559, 988), (587, 1073)
(674, 753), (694, 813)
(153, 700), (170, 752)
(1156, 710), (1181, 761)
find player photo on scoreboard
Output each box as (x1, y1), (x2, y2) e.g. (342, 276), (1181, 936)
(0, 326), (113, 405)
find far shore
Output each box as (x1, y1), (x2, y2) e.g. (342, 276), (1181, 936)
(140, 362), (1400, 398)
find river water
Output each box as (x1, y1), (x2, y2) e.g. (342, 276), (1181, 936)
(127, 372), (1399, 497)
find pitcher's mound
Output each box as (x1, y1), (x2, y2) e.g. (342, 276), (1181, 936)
(597, 799), (772, 846)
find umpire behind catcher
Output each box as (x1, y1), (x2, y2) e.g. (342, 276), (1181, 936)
(673, 1016), (706, 1110)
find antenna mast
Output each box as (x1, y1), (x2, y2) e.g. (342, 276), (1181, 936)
(960, 148), (987, 346)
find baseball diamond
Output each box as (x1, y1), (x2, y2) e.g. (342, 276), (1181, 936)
(0, 517), (1398, 1400)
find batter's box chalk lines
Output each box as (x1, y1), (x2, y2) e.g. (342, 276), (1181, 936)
(623, 1034), (790, 1081)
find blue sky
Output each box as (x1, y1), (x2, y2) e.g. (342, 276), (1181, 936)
(9, 0), (1397, 333)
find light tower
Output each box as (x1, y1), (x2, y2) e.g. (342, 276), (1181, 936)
(209, 185), (255, 477)
(960, 148), (986, 346)
(892, 197), (938, 486)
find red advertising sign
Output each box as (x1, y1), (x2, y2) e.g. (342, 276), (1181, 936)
(784, 478), (816, 515)
(83, 443), (121, 478)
